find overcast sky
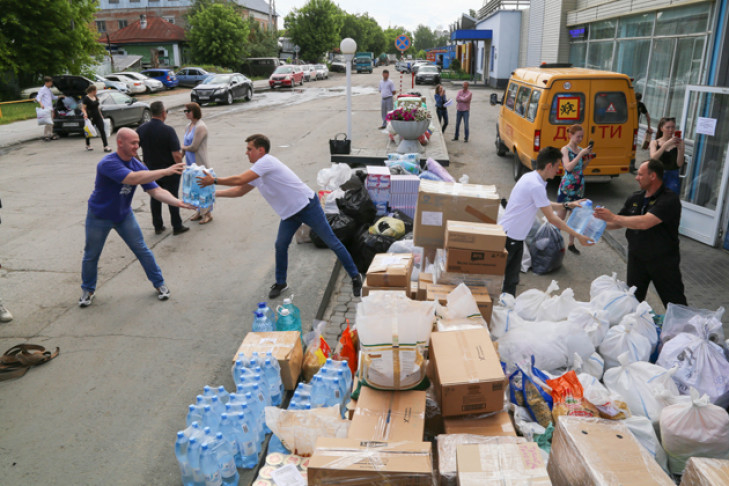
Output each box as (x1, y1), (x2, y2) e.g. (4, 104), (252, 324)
(274, 0), (479, 33)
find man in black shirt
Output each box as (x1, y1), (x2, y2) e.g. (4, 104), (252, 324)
(595, 159), (687, 307)
(137, 102), (189, 235)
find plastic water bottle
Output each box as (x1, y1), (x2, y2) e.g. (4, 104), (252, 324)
(216, 386), (230, 404)
(210, 395), (225, 417)
(187, 436), (204, 486)
(324, 376), (342, 407)
(567, 200), (607, 243)
(217, 414), (240, 467)
(310, 375), (328, 408)
(187, 403), (204, 427)
(583, 212), (607, 243)
(266, 352), (284, 395)
(182, 169), (192, 203)
(212, 432), (239, 486)
(250, 383), (271, 433)
(252, 368), (273, 407)
(282, 297), (301, 322)
(242, 394), (265, 443)
(336, 369), (350, 407)
(234, 412), (259, 468)
(339, 360), (353, 394)
(252, 310), (273, 332)
(175, 431), (195, 486)
(201, 405), (220, 433)
(200, 443), (222, 486)
(257, 302), (275, 322)
(263, 358), (282, 406)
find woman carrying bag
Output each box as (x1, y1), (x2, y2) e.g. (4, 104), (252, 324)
(181, 102), (212, 224)
(81, 85), (110, 152)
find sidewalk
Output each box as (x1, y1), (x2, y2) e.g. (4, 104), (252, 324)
(0, 80), (270, 149)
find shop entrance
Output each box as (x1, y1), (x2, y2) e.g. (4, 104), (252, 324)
(678, 85), (729, 247)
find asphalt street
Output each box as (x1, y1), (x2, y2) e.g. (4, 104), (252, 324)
(0, 67), (659, 484)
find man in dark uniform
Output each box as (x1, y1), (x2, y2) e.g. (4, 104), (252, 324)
(137, 101), (189, 235)
(595, 159), (687, 307)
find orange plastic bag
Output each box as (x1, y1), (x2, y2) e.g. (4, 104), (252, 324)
(546, 370), (599, 422)
(332, 323), (358, 376)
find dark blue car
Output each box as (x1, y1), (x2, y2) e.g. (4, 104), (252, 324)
(140, 68), (179, 89)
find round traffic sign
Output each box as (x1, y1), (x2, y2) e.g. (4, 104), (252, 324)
(294, 45), (300, 53)
(395, 35), (411, 52)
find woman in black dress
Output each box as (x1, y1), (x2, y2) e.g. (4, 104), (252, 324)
(81, 85), (110, 152)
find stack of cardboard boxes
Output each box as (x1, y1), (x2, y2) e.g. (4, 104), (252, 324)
(361, 252), (413, 297)
(389, 174), (420, 219)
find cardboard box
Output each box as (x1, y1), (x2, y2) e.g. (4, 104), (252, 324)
(307, 438), (434, 485)
(548, 417), (674, 486)
(457, 442), (551, 486)
(366, 165), (392, 188)
(366, 253), (414, 288)
(681, 458), (729, 486)
(445, 221), (506, 252)
(443, 410), (516, 436)
(234, 331), (302, 391)
(348, 387), (426, 442)
(437, 435), (524, 486)
(445, 248), (508, 275)
(413, 181), (500, 248)
(410, 281), (418, 300)
(429, 329), (506, 417)
(426, 284), (493, 323)
(362, 279), (408, 297)
(418, 272), (434, 301)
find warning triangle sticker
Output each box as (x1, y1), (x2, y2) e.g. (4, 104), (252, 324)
(606, 103), (617, 113)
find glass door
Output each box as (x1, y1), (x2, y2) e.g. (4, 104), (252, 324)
(678, 86), (729, 246)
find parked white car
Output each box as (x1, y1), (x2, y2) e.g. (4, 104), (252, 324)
(20, 75), (103, 99)
(113, 72), (164, 93)
(105, 74), (146, 94)
(314, 64), (329, 80)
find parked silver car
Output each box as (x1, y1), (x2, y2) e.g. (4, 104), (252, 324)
(112, 72), (164, 93)
(94, 74), (130, 94)
(105, 74), (146, 94)
(314, 64), (329, 80)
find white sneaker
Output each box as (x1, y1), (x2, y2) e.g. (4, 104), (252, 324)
(0, 304), (12, 322)
(157, 285), (170, 301)
(78, 291), (94, 308)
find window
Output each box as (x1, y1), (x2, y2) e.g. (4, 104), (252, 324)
(550, 93), (585, 125)
(586, 42), (613, 70)
(617, 13), (654, 38)
(594, 92), (628, 124)
(526, 90), (541, 121)
(96, 21), (106, 33)
(163, 16), (175, 24)
(590, 19), (617, 40)
(667, 37), (706, 116)
(504, 83), (518, 110)
(118, 20), (127, 29)
(108, 0), (119, 3)
(655, 3), (710, 36)
(569, 43), (586, 68)
(515, 86), (531, 117)
(613, 39), (651, 92)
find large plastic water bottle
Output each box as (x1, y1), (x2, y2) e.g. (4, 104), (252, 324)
(175, 431), (195, 486)
(234, 412), (259, 467)
(310, 375), (328, 408)
(187, 403), (204, 427)
(263, 358), (283, 406)
(257, 302), (275, 323)
(186, 436), (204, 486)
(243, 393), (265, 442)
(199, 443), (222, 486)
(324, 375), (342, 407)
(216, 386), (230, 405)
(252, 367), (273, 407)
(282, 297), (301, 322)
(567, 200), (607, 243)
(201, 405), (220, 433)
(252, 310), (273, 332)
(275, 307), (297, 333)
(339, 360), (353, 394)
(336, 369), (350, 408)
(213, 432), (239, 486)
(217, 414), (240, 467)
(583, 212), (607, 243)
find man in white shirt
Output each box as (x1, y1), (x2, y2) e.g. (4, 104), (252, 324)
(499, 147), (593, 295)
(378, 70), (397, 129)
(198, 134), (363, 299)
(35, 76), (62, 141)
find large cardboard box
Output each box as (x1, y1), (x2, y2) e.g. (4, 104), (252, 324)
(457, 442), (551, 485)
(362, 278), (408, 297)
(443, 410), (516, 436)
(426, 284), (493, 323)
(548, 417), (674, 486)
(348, 387), (426, 442)
(681, 458), (729, 486)
(445, 248), (508, 275)
(429, 329), (505, 417)
(437, 435), (524, 486)
(366, 253), (414, 288)
(307, 438), (434, 485)
(445, 221), (506, 252)
(234, 331), (303, 390)
(414, 181), (500, 248)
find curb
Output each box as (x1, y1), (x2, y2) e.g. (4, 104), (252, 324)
(602, 231), (628, 263)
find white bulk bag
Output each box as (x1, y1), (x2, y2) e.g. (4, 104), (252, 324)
(657, 332), (729, 408)
(572, 352), (604, 380)
(661, 303), (725, 345)
(489, 293), (526, 340)
(599, 321), (653, 370)
(567, 307), (610, 347)
(660, 389), (729, 475)
(514, 280), (559, 321)
(617, 301), (658, 352)
(537, 288), (586, 322)
(589, 272), (629, 301)
(590, 285), (639, 326)
(603, 353), (680, 425)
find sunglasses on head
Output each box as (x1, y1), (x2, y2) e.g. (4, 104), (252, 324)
(183, 109), (190, 113)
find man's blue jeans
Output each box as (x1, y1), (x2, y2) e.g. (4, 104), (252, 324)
(454, 110), (470, 140)
(275, 197), (359, 285)
(81, 210), (165, 292)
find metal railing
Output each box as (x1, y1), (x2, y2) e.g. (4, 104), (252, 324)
(478, 0), (531, 19)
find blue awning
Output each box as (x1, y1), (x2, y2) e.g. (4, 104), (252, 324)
(451, 29), (492, 41)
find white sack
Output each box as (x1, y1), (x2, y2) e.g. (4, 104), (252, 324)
(624, 415), (670, 474)
(316, 163), (352, 190)
(567, 307), (610, 347)
(489, 293), (527, 340)
(589, 272), (628, 301)
(36, 107), (52, 126)
(599, 321), (653, 370)
(618, 301), (658, 351)
(590, 285), (639, 326)
(537, 288), (586, 322)
(572, 352), (604, 380)
(661, 303), (725, 345)
(514, 280), (559, 321)
(660, 389), (729, 475)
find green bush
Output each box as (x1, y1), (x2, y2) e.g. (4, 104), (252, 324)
(450, 58), (461, 72)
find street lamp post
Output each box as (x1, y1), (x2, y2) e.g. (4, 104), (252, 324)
(340, 38), (357, 141)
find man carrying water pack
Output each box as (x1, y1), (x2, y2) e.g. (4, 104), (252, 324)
(499, 146), (594, 296)
(197, 134), (363, 299)
(595, 159), (687, 307)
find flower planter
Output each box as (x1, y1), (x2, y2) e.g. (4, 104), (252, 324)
(390, 119), (430, 154)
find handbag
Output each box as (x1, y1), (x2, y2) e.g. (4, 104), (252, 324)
(329, 133), (351, 155)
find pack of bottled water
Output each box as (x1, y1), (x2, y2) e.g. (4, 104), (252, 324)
(566, 199), (607, 243)
(182, 163), (216, 209)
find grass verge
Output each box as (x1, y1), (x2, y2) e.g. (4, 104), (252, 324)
(0, 101), (37, 125)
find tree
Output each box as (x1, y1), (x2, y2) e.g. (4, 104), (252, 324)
(469, 9), (478, 18)
(340, 13), (385, 53)
(285, 0), (343, 62)
(187, 2), (250, 69)
(0, 0), (104, 89)
(413, 25), (437, 52)
(247, 22), (279, 58)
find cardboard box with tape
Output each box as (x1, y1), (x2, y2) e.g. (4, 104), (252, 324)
(362, 280), (408, 297)
(445, 248), (508, 275)
(443, 410), (516, 436)
(457, 442), (551, 485)
(445, 221), (506, 252)
(348, 387), (426, 442)
(233, 331), (302, 390)
(365, 253), (414, 288)
(413, 181), (500, 248)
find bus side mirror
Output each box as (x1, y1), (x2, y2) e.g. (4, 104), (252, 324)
(490, 93), (501, 106)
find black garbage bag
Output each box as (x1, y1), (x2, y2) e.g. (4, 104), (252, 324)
(389, 210), (414, 234)
(336, 186), (377, 225)
(528, 221), (565, 274)
(310, 213), (358, 249)
(350, 226), (397, 274)
(339, 170), (366, 191)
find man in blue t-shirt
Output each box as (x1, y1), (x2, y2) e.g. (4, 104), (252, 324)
(79, 128), (192, 307)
